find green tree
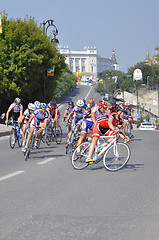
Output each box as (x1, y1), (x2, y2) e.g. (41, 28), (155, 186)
(0, 14), (66, 111)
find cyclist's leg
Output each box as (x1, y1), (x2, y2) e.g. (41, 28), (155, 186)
(25, 118), (35, 148)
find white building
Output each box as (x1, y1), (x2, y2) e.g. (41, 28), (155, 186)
(57, 46), (119, 81)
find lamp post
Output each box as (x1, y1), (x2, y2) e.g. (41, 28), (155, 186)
(133, 69), (142, 127)
(42, 19), (59, 102)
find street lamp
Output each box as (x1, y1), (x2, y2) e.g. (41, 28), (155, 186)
(42, 19), (59, 101)
(43, 19), (59, 43)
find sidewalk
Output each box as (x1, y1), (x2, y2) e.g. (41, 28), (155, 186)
(0, 124), (12, 137)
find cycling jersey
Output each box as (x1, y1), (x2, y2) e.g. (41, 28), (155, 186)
(48, 105), (61, 118)
(33, 109), (49, 120)
(23, 109), (33, 123)
(87, 103), (97, 110)
(65, 105), (75, 116)
(72, 106), (86, 119)
(125, 106), (133, 116)
(92, 112), (122, 138)
(108, 105), (116, 113)
(92, 106), (107, 118)
(9, 103), (23, 113)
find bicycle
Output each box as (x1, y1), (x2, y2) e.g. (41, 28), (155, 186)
(44, 119), (62, 146)
(24, 124), (42, 161)
(65, 123), (81, 159)
(72, 134), (131, 171)
(7, 121), (23, 149)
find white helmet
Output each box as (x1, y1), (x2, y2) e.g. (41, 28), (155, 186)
(125, 102), (129, 106)
(76, 99), (84, 107)
(28, 103), (36, 111)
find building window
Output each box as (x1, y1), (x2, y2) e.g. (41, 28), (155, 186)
(82, 59), (86, 72)
(75, 58), (80, 72)
(70, 59), (74, 72)
(82, 66), (85, 72)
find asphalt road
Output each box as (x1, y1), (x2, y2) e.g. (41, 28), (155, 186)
(0, 84), (159, 240)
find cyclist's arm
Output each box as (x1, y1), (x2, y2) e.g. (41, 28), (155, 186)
(108, 118), (119, 133)
(91, 109), (96, 123)
(28, 114), (34, 124)
(5, 108), (11, 124)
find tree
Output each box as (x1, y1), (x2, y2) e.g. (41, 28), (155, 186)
(0, 14), (66, 112)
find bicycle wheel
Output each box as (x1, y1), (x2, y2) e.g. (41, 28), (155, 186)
(72, 142), (90, 170)
(46, 126), (53, 146)
(18, 128), (23, 147)
(68, 140), (78, 160)
(103, 142), (130, 171)
(55, 125), (62, 144)
(10, 128), (16, 149)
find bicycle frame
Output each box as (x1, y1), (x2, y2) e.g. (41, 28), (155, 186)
(95, 135), (117, 159)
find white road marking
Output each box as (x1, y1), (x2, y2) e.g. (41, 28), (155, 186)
(85, 86), (93, 100)
(37, 158), (55, 165)
(0, 171), (25, 182)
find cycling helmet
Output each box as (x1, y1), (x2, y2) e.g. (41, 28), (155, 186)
(68, 101), (74, 106)
(116, 105), (127, 114)
(89, 98), (94, 104)
(125, 102), (129, 106)
(40, 102), (47, 110)
(111, 99), (116, 106)
(14, 97), (21, 105)
(81, 98), (86, 104)
(34, 101), (41, 109)
(76, 99), (84, 107)
(28, 103), (36, 111)
(98, 100), (107, 108)
(50, 99), (56, 106)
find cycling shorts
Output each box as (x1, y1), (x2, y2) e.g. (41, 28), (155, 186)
(92, 121), (114, 138)
(124, 115), (132, 120)
(12, 112), (20, 122)
(81, 119), (94, 133)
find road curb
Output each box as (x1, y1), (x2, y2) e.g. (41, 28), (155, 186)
(0, 131), (10, 137)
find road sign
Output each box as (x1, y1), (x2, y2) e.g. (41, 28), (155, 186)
(133, 69), (142, 81)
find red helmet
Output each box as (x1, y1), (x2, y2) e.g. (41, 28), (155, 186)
(98, 100), (108, 108)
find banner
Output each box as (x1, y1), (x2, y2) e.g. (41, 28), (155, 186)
(0, 14), (2, 34)
(47, 68), (55, 76)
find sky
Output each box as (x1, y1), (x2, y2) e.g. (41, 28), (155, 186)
(1, 0), (159, 72)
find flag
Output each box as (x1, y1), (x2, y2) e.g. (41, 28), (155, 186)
(0, 14), (2, 34)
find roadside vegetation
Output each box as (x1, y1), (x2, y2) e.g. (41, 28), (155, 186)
(0, 13), (77, 114)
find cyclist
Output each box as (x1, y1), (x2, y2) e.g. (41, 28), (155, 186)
(123, 102), (134, 133)
(23, 103), (49, 152)
(108, 100), (117, 114)
(66, 99), (86, 140)
(76, 99), (107, 147)
(86, 106), (129, 163)
(5, 97), (23, 125)
(47, 99), (61, 129)
(63, 101), (75, 122)
(63, 101), (75, 135)
(21, 103), (36, 150)
(87, 98), (97, 110)
(91, 100), (108, 123)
